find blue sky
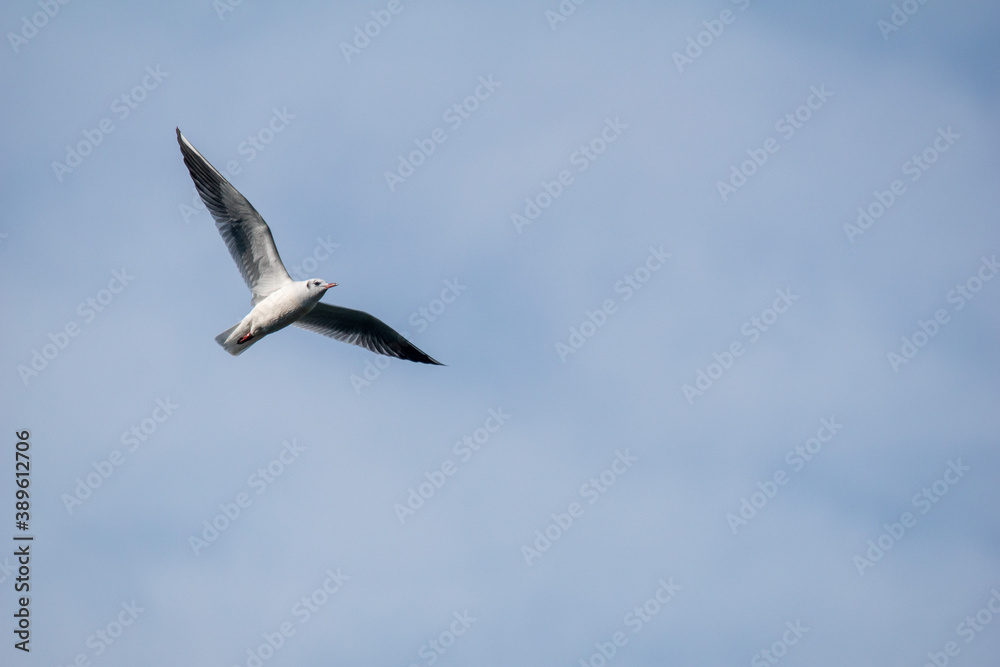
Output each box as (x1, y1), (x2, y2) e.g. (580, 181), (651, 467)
(2, 1), (999, 665)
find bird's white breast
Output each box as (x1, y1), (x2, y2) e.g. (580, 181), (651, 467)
(248, 283), (317, 335)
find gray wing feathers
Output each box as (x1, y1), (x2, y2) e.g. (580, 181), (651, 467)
(176, 128), (291, 303)
(294, 303), (442, 365)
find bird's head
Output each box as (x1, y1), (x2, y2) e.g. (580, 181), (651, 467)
(302, 278), (337, 302)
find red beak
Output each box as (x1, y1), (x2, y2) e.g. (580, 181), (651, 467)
(324, 283), (337, 289)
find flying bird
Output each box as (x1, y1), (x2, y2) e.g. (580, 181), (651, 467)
(176, 128), (442, 365)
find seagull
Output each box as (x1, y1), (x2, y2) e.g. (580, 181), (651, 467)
(176, 128), (442, 365)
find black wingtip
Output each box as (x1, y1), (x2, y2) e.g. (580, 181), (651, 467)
(387, 335), (444, 366)
(404, 345), (444, 366)
(401, 349), (444, 366)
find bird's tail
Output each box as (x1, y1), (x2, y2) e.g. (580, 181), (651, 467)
(214, 322), (257, 356)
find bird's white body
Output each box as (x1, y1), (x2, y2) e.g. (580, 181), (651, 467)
(215, 280), (331, 355)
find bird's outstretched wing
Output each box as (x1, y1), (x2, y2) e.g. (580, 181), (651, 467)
(294, 303), (442, 365)
(176, 128), (292, 304)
